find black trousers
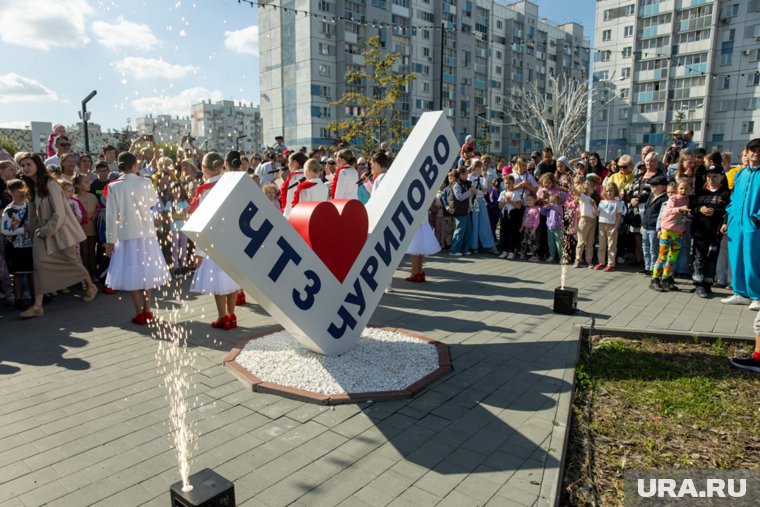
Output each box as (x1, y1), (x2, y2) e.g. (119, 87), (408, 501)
(691, 233), (720, 288)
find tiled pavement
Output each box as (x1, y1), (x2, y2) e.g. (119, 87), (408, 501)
(0, 255), (755, 506)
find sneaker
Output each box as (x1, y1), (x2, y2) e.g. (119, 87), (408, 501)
(603, 265), (614, 272)
(488, 247), (500, 255)
(662, 277), (679, 292)
(695, 286), (709, 299)
(750, 300), (760, 311)
(545, 256), (556, 263)
(450, 252), (463, 257)
(593, 264), (604, 270)
(721, 294), (750, 305)
(464, 251), (472, 256)
(730, 356), (760, 373)
(498, 251), (508, 259)
(588, 264), (596, 269)
(529, 256), (540, 262)
(649, 279), (663, 292)
(507, 252), (516, 260)
(574, 262), (582, 268)
(712, 282), (727, 289)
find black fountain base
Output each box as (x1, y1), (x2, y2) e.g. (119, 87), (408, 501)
(170, 468), (235, 506)
(553, 286), (578, 315)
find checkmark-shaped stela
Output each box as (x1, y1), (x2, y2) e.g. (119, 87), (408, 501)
(182, 112), (459, 356)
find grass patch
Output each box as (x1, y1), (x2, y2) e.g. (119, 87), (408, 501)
(562, 336), (760, 506)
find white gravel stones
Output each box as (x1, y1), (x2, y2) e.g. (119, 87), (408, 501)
(235, 328), (440, 395)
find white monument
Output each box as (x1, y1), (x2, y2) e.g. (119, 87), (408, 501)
(182, 111), (457, 355)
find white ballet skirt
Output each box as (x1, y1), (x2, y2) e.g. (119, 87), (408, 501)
(190, 257), (241, 295)
(406, 223), (441, 256)
(106, 237), (170, 291)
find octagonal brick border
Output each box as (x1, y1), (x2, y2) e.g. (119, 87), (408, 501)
(222, 325), (452, 405)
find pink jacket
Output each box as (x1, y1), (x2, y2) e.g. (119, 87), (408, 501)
(660, 194), (690, 233)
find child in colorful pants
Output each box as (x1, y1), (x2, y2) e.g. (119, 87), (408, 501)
(651, 179), (692, 292)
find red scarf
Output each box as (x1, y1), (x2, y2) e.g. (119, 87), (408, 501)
(291, 180), (318, 208)
(329, 165), (352, 199)
(189, 181), (217, 213)
(278, 170), (303, 211)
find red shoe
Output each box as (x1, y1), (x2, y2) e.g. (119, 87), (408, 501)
(131, 313), (147, 325)
(143, 311), (154, 323)
(404, 273), (418, 282)
(594, 264), (605, 270)
(236, 291), (246, 306)
(603, 265), (615, 272)
(417, 271), (426, 282)
(227, 314), (238, 330)
(103, 287), (116, 295)
(211, 315), (231, 329)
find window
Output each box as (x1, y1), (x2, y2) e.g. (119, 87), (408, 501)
(619, 108), (629, 120)
(602, 30), (612, 42)
(623, 47), (632, 58)
(621, 67), (631, 79)
(422, 29), (430, 40)
(618, 128), (628, 138)
(318, 64), (331, 77)
(318, 43), (331, 56)
(423, 47), (430, 57)
(421, 81), (430, 93)
(318, 1), (331, 12)
(624, 26), (633, 37)
(721, 53), (732, 65)
(742, 121), (755, 134)
(721, 76), (731, 89)
(749, 72), (760, 86)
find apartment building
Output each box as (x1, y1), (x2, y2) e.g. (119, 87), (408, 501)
(258, 0), (589, 156)
(135, 114), (192, 145)
(592, 0), (760, 160)
(190, 100), (264, 154)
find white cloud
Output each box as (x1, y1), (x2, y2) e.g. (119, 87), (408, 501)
(0, 0), (93, 50)
(132, 87), (223, 116)
(92, 16), (160, 50)
(112, 57), (197, 80)
(224, 25), (258, 56)
(0, 74), (58, 104)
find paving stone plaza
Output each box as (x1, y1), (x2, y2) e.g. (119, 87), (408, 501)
(0, 256), (754, 506)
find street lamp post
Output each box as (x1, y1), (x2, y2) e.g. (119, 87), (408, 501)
(236, 134), (248, 150)
(80, 90), (97, 153)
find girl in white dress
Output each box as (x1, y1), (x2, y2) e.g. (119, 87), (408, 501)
(289, 159), (329, 212)
(105, 152), (170, 325)
(189, 153), (241, 330)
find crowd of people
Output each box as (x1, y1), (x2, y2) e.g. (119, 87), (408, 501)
(1, 123), (759, 373)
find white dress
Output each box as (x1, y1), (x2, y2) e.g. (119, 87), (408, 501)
(406, 223), (441, 256)
(189, 174), (241, 295)
(105, 173), (170, 291)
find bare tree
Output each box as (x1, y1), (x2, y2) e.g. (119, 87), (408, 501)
(504, 74), (589, 156)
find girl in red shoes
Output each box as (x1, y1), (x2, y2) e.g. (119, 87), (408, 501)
(189, 153), (241, 330)
(105, 152), (170, 325)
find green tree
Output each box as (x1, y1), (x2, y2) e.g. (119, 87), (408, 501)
(0, 134), (19, 156)
(156, 142), (178, 162)
(328, 35), (415, 156)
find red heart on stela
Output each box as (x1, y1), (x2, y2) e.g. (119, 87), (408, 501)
(288, 200), (368, 283)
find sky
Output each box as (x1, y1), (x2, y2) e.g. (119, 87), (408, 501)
(0, 0), (595, 132)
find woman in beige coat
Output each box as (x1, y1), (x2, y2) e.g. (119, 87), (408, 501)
(18, 153), (97, 317)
